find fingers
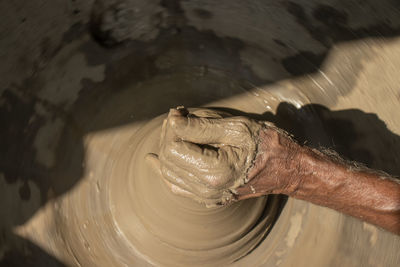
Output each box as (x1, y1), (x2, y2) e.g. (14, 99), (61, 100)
(166, 107), (228, 144)
(162, 178), (223, 207)
(160, 160), (223, 199)
(145, 152), (224, 201)
(161, 167), (223, 207)
(169, 115), (228, 145)
(161, 107), (189, 146)
(154, 107), (257, 207)
(165, 107), (256, 148)
(162, 177), (222, 207)
(167, 111), (255, 147)
(190, 108), (229, 119)
(162, 140), (219, 170)
(160, 138), (245, 189)
(145, 152), (199, 196)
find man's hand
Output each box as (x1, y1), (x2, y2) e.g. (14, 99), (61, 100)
(147, 107), (400, 234)
(147, 107), (260, 207)
(147, 107), (304, 207)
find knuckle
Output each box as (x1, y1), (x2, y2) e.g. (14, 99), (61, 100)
(232, 119), (251, 134)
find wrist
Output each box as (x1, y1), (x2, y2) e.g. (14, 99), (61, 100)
(235, 125), (308, 199)
(283, 146), (349, 199)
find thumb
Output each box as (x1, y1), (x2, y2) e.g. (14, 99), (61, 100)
(145, 153), (162, 176)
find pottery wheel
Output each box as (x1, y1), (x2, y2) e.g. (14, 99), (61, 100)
(11, 65), (399, 266)
(51, 70), (289, 266)
(3, 1), (400, 266)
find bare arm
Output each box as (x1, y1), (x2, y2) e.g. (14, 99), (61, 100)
(235, 127), (400, 234)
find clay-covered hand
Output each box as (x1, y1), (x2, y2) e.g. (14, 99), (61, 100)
(147, 107), (299, 207)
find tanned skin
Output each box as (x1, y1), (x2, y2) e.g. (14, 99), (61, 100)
(236, 128), (400, 235)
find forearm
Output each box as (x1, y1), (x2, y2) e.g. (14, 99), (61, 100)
(288, 146), (400, 234)
(236, 127), (400, 234)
